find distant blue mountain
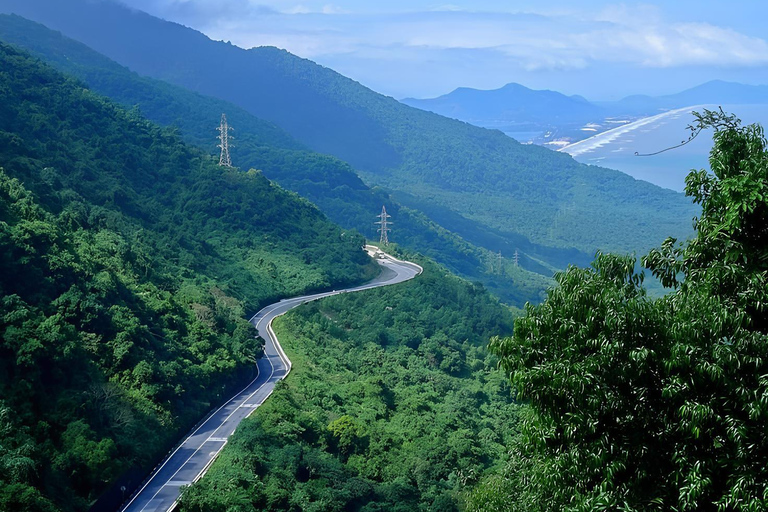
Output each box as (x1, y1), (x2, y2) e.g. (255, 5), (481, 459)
(402, 82), (604, 130)
(403, 80), (768, 133)
(603, 80), (768, 114)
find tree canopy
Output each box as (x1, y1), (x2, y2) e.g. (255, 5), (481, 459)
(0, 41), (375, 511)
(177, 255), (520, 512)
(482, 110), (768, 511)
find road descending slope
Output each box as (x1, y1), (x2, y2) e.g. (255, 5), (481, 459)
(121, 248), (422, 512)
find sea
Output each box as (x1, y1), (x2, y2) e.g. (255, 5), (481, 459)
(557, 105), (768, 192)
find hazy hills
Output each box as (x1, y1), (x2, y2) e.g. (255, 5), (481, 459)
(403, 79), (768, 139)
(0, 0), (698, 265)
(605, 80), (768, 115)
(402, 82), (604, 132)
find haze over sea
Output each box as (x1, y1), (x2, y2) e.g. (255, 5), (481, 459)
(560, 105), (768, 191)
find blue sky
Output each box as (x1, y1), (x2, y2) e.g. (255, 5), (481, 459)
(119, 0), (768, 100)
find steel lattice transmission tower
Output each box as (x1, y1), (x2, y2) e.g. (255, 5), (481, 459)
(376, 206), (392, 245)
(217, 113), (233, 167)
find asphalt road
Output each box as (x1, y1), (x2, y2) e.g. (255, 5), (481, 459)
(120, 249), (421, 512)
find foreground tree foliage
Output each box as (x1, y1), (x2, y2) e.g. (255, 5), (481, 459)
(482, 110), (768, 511)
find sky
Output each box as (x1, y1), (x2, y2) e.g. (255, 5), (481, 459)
(117, 0), (768, 100)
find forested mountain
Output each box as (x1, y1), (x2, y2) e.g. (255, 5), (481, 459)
(0, 13), (561, 306)
(0, 3), (753, 512)
(0, 42), (377, 511)
(178, 255), (519, 512)
(0, 0), (697, 263)
(402, 82), (603, 132)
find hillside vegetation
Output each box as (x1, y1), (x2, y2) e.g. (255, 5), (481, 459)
(0, 0), (697, 266)
(177, 256), (520, 512)
(0, 13), (557, 306)
(0, 42), (375, 511)
(477, 112), (768, 510)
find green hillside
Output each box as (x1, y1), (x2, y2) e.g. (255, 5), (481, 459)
(0, 42), (376, 511)
(178, 256), (519, 512)
(0, 14), (559, 306)
(0, 0), (697, 266)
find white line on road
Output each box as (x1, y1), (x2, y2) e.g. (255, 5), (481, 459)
(120, 250), (421, 512)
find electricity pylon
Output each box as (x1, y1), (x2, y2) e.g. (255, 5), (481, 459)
(217, 113), (233, 167)
(376, 206), (392, 245)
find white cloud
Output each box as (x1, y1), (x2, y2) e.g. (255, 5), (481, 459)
(286, 4), (348, 14)
(594, 4), (664, 25)
(321, 4), (349, 14)
(116, 0), (768, 97)
(429, 4), (467, 12)
(120, 1), (768, 69)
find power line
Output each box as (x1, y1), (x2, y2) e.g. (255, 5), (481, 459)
(375, 206), (392, 245)
(217, 113), (233, 167)
(634, 127), (702, 157)
(634, 107), (738, 158)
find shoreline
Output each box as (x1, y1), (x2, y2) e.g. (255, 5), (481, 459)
(558, 105), (706, 157)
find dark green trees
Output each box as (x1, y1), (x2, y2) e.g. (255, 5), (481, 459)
(0, 42), (376, 511)
(177, 257), (519, 512)
(485, 111), (768, 511)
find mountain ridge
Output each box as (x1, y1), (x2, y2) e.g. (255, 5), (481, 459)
(401, 82), (604, 127)
(0, 0), (698, 263)
(605, 79), (768, 114)
(0, 13), (565, 306)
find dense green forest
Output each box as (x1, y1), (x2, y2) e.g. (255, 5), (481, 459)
(176, 255), (520, 512)
(0, 42), (377, 511)
(0, 1), (697, 273)
(477, 112), (768, 510)
(0, 14), (560, 306)
(1, 4), (757, 512)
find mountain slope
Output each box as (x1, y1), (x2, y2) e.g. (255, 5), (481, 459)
(0, 41), (376, 511)
(0, 0), (698, 259)
(0, 13), (564, 306)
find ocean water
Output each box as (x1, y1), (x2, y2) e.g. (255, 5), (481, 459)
(561, 105), (768, 191)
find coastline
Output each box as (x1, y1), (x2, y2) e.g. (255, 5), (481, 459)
(558, 105), (706, 157)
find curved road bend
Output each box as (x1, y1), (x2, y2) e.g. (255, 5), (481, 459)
(121, 248), (422, 512)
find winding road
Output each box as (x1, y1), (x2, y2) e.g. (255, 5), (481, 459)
(120, 248), (422, 512)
